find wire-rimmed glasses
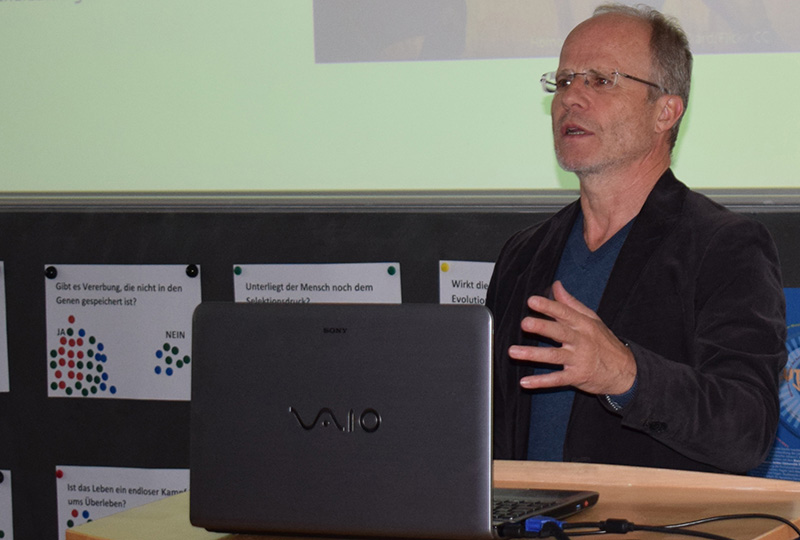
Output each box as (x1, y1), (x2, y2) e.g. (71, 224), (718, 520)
(541, 69), (669, 94)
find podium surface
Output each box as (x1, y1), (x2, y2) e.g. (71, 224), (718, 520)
(66, 461), (800, 540)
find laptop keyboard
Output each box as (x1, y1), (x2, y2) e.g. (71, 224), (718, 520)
(492, 497), (552, 522)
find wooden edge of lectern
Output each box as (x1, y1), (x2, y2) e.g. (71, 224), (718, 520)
(494, 460), (800, 492)
(67, 461), (800, 540)
(495, 461), (800, 540)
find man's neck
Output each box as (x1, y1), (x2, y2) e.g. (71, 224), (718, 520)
(577, 160), (669, 251)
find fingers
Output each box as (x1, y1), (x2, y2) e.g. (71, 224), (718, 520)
(551, 280), (597, 319)
(521, 282), (587, 348)
(520, 370), (568, 390)
(509, 344), (561, 364)
(512, 281), (637, 395)
(519, 314), (568, 345)
(508, 344), (570, 390)
(528, 280), (596, 322)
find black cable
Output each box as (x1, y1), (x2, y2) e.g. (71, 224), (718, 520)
(523, 513), (800, 540)
(559, 526), (734, 540)
(658, 513), (800, 538)
(561, 520), (732, 540)
(541, 521), (572, 540)
(624, 524), (733, 540)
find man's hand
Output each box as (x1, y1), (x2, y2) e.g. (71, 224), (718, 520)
(508, 280), (636, 395)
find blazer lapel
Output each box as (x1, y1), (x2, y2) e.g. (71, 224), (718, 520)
(523, 201), (581, 304)
(597, 170), (688, 328)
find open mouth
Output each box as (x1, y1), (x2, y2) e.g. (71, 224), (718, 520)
(562, 123), (591, 136)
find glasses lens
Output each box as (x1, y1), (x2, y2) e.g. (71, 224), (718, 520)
(541, 70), (621, 93)
(541, 71), (558, 93)
(586, 70), (617, 90)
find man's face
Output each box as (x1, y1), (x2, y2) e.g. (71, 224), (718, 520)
(551, 14), (661, 178)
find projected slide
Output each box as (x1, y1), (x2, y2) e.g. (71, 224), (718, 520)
(314, 0), (800, 62)
(0, 1), (798, 192)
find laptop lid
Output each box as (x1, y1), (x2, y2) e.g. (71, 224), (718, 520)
(190, 302), (495, 539)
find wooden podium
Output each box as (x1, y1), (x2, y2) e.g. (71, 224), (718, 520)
(66, 461), (800, 540)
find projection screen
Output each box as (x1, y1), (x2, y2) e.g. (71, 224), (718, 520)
(1, 0), (798, 193)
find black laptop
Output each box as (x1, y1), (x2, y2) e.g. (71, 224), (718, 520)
(190, 302), (597, 538)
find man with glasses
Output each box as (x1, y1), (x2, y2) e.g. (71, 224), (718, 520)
(487, 4), (786, 474)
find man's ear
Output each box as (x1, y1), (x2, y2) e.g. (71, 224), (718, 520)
(655, 95), (684, 134)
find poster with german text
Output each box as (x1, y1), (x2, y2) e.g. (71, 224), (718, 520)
(44, 264), (201, 400)
(438, 260), (493, 306)
(0, 469), (12, 540)
(56, 465), (188, 540)
(0, 262), (8, 393)
(233, 263), (401, 304)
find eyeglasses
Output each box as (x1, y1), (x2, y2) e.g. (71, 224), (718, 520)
(540, 69), (669, 94)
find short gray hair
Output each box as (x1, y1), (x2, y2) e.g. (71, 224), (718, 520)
(593, 3), (693, 150)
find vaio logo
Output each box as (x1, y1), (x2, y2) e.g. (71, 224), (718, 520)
(289, 407), (381, 433)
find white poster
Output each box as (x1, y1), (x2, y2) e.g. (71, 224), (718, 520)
(0, 262), (8, 393)
(0, 469), (12, 540)
(233, 263), (402, 304)
(56, 465), (188, 540)
(44, 264), (202, 400)
(439, 260), (494, 305)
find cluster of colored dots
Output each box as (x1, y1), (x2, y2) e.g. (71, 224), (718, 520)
(154, 342), (191, 376)
(66, 508), (92, 528)
(49, 315), (117, 396)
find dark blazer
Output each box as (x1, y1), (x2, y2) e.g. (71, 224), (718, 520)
(487, 169), (786, 473)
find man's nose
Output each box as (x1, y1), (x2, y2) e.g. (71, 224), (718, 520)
(558, 76), (591, 107)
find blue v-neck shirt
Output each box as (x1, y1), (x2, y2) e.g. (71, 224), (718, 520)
(527, 211), (634, 461)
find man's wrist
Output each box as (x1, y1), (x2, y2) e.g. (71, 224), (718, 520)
(605, 338), (637, 411)
(605, 375), (638, 411)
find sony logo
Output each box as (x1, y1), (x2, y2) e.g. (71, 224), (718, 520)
(289, 407), (381, 433)
(322, 327), (347, 334)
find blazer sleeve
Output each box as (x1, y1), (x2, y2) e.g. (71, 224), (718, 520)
(617, 218), (787, 473)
